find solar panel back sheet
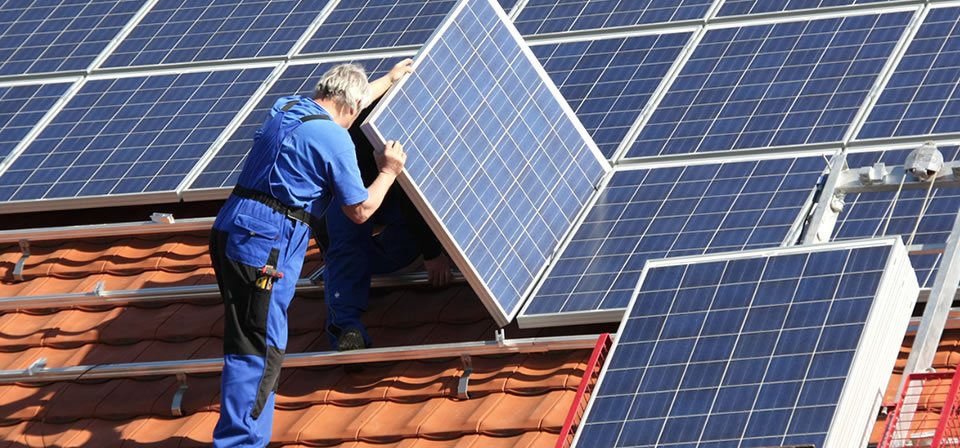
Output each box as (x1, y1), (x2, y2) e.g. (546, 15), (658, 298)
(362, 0), (609, 326)
(573, 237), (918, 448)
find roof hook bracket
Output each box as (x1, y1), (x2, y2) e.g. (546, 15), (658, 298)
(93, 280), (106, 297)
(150, 212), (175, 224)
(495, 328), (505, 347)
(13, 239), (29, 282)
(171, 372), (188, 416)
(27, 358), (46, 375)
(457, 354), (472, 400)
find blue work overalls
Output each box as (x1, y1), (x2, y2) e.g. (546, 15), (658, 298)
(209, 96), (365, 447)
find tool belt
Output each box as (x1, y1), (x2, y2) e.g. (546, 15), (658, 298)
(232, 185), (315, 228)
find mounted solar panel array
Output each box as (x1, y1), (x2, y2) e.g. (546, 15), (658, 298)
(518, 155), (829, 327)
(362, 0), (609, 326)
(627, 11), (912, 158)
(718, 0), (894, 17)
(573, 238), (918, 448)
(101, 0), (332, 68)
(831, 146), (960, 288)
(186, 57), (403, 193)
(0, 0), (142, 76)
(0, 82), (73, 165)
(856, 6), (960, 140)
(513, 0), (713, 35)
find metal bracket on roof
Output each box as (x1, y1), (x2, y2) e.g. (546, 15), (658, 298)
(150, 213), (175, 224)
(457, 354), (472, 400)
(171, 372), (188, 417)
(93, 280), (106, 297)
(12, 239), (29, 282)
(859, 163), (886, 186)
(495, 328), (505, 347)
(26, 358), (46, 376)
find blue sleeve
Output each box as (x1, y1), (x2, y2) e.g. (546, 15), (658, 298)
(326, 142), (369, 207)
(301, 121), (369, 207)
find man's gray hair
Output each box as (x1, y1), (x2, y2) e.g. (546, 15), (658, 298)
(314, 63), (371, 111)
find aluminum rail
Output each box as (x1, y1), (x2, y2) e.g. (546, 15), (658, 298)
(0, 334), (602, 384)
(0, 271), (466, 311)
(0, 217), (215, 244)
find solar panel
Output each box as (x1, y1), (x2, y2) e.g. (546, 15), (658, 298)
(857, 7), (960, 140)
(519, 155), (828, 328)
(718, 0), (894, 17)
(299, 0), (518, 55)
(626, 12), (911, 158)
(0, 0), (141, 76)
(187, 57), (401, 192)
(0, 67), (272, 202)
(362, 0), (609, 326)
(101, 0), (331, 68)
(532, 32), (691, 159)
(513, 0), (712, 36)
(0, 82), (73, 165)
(573, 238), (918, 448)
(832, 146), (960, 288)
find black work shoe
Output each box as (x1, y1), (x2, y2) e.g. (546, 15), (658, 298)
(337, 328), (366, 352)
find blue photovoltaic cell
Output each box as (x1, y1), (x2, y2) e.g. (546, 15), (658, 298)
(189, 58), (398, 190)
(513, 0), (711, 35)
(0, 68), (271, 201)
(365, 0), (608, 324)
(832, 147), (960, 287)
(522, 156), (826, 320)
(300, 0), (517, 54)
(576, 244), (893, 447)
(718, 0), (893, 17)
(0, 82), (72, 165)
(0, 0), (142, 76)
(102, 0), (330, 68)
(627, 12), (910, 158)
(532, 32), (690, 159)
(858, 7), (960, 139)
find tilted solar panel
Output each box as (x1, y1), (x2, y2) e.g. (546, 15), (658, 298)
(518, 155), (828, 328)
(362, 0), (609, 326)
(532, 32), (691, 159)
(832, 146), (960, 287)
(626, 12), (911, 158)
(858, 6), (960, 140)
(102, 0), (331, 68)
(0, 67), (271, 202)
(573, 238), (917, 448)
(513, 0), (712, 35)
(718, 0), (894, 17)
(187, 58), (401, 192)
(299, 0), (518, 55)
(0, 82), (73, 165)
(0, 0), (142, 76)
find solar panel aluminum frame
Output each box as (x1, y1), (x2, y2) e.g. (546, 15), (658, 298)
(571, 236), (919, 448)
(361, 0), (610, 327)
(516, 150), (836, 329)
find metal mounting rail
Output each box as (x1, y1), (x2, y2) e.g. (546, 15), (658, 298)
(0, 334), (602, 384)
(0, 217), (216, 244)
(0, 272), (465, 311)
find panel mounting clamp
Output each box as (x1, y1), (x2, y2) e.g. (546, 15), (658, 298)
(457, 354), (472, 400)
(13, 239), (29, 282)
(495, 328), (505, 347)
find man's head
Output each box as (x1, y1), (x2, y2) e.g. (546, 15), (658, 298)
(314, 63), (371, 128)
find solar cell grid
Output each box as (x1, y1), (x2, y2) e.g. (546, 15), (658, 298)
(0, 0), (142, 76)
(189, 58), (400, 191)
(832, 146), (960, 287)
(102, 0), (330, 67)
(857, 6), (960, 139)
(627, 12), (911, 158)
(573, 239), (916, 448)
(0, 82), (72, 165)
(300, 0), (517, 54)
(718, 0), (895, 17)
(513, 0), (712, 35)
(519, 155), (827, 326)
(363, 0), (608, 325)
(532, 32), (691, 159)
(0, 67), (272, 202)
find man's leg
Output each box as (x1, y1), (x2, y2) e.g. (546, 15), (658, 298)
(210, 222), (309, 447)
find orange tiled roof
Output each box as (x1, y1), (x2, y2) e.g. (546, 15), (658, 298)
(0, 227), (613, 447)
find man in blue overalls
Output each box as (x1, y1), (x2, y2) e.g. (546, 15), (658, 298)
(209, 60), (412, 447)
